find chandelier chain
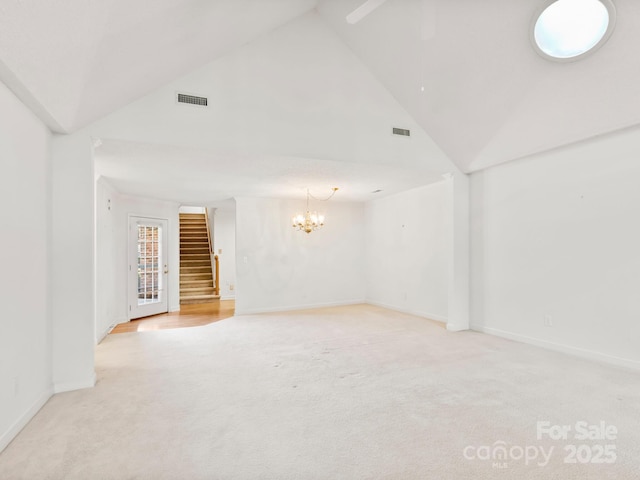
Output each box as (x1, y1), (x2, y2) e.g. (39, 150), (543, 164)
(308, 187), (339, 202)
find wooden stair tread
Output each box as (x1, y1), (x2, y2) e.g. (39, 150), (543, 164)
(180, 294), (221, 305)
(180, 294), (220, 299)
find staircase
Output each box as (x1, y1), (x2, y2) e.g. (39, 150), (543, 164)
(180, 213), (219, 305)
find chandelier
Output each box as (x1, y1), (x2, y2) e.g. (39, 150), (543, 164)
(292, 187), (338, 234)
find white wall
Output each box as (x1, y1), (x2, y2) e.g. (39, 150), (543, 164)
(445, 171), (470, 331)
(235, 197), (365, 314)
(0, 81), (53, 451)
(212, 206), (236, 300)
(471, 126), (640, 369)
(95, 178), (123, 342)
(52, 133), (96, 393)
(179, 206), (205, 214)
(365, 182), (449, 322)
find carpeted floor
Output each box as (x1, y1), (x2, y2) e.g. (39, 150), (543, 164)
(0, 304), (638, 479)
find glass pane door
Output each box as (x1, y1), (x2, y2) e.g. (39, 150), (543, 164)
(137, 225), (162, 305)
(129, 217), (169, 319)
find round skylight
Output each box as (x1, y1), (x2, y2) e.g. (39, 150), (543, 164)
(533, 0), (615, 61)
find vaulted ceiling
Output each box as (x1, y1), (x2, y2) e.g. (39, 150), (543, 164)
(90, 10), (450, 203)
(1, 0), (638, 197)
(0, 0), (316, 132)
(319, 0), (640, 172)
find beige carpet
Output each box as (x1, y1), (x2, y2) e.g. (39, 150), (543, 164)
(0, 304), (638, 479)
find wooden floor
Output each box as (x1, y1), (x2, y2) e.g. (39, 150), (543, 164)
(111, 300), (235, 333)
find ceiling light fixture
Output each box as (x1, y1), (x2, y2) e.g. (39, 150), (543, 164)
(532, 0), (615, 61)
(292, 187), (338, 234)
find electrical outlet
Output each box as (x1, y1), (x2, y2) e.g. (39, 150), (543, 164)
(229, 284), (234, 291)
(12, 377), (19, 396)
(544, 315), (553, 327)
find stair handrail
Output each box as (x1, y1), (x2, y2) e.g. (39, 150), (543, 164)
(204, 209), (213, 255)
(204, 209), (220, 296)
(214, 255), (220, 296)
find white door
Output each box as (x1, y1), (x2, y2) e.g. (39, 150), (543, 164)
(129, 216), (169, 319)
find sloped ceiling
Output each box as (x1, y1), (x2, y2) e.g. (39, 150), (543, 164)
(93, 12), (451, 203)
(0, 0), (316, 132)
(318, 0), (640, 172)
(2, 0), (638, 179)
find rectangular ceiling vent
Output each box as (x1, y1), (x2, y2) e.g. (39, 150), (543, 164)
(177, 93), (208, 107)
(392, 127), (410, 137)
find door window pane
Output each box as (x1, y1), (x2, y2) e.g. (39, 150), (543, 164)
(137, 224), (162, 305)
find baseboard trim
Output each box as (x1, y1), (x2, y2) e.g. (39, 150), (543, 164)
(0, 387), (53, 453)
(96, 324), (113, 344)
(365, 300), (448, 324)
(235, 299), (365, 316)
(96, 315), (128, 345)
(53, 372), (97, 394)
(220, 295), (236, 301)
(446, 323), (469, 332)
(471, 324), (640, 371)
